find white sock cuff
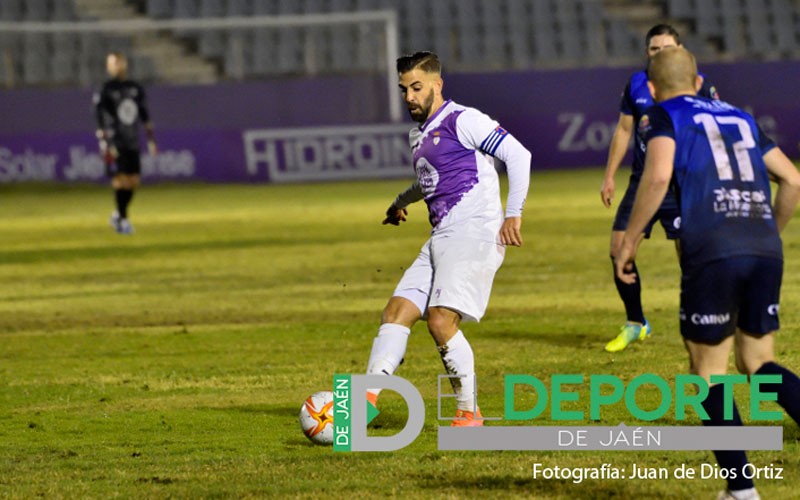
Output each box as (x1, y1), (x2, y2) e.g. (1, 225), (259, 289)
(445, 330), (467, 349)
(378, 323), (410, 337)
(367, 324), (410, 377)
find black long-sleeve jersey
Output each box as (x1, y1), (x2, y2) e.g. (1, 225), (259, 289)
(93, 79), (151, 152)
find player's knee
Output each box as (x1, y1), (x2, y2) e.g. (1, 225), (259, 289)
(736, 352), (772, 376)
(380, 297), (419, 327)
(426, 309), (458, 339)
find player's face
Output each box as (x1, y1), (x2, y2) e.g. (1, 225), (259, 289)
(399, 69), (441, 123)
(646, 35), (680, 59)
(106, 55), (125, 79)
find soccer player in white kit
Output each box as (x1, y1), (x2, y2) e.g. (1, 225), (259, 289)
(364, 52), (531, 426)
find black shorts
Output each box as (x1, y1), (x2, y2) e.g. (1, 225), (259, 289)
(108, 148), (141, 177)
(612, 175), (680, 239)
(680, 256), (782, 343)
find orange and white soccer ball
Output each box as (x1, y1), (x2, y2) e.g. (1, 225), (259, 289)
(299, 391), (334, 445)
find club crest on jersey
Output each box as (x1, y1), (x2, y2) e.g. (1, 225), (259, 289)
(638, 114), (651, 135)
(433, 131), (440, 145)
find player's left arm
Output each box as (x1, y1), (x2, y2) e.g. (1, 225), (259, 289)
(137, 84), (157, 155)
(492, 134), (531, 247)
(457, 110), (531, 247)
(616, 135), (675, 284)
(763, 147), (800, 233)
(383, 181), (423, 226)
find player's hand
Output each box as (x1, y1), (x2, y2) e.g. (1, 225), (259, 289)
(601, 177), (615, 208)
(500, 217), (522, 247)
(100, 142), (117, 166)
(147, 140), (158, 156)
(382, 205), (408, 226)
(614, 240), (638, 284)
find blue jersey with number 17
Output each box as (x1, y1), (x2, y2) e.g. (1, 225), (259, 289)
(643, 95), (782, 271)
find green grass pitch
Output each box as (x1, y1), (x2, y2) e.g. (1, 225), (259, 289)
(0, 169), (798, 499)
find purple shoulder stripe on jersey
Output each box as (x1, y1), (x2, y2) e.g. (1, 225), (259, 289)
(414, 106), (480, 228)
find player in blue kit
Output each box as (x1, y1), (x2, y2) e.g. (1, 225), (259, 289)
(616, 47), (800, 500)
(364, 52), (531, 426)
(602, 24), (720, 352)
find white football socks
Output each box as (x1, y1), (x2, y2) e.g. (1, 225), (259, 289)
(366, 323), (410, 399)
(438, 330), (477, 412)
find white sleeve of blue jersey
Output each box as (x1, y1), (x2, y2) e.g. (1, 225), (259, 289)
(493, 134), (531, 218)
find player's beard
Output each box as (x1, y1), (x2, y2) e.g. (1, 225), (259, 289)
(407, 88), (435, 123)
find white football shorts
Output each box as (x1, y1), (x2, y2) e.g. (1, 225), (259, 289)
(393, 234), (506, 322)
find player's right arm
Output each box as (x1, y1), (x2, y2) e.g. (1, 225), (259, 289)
(601, 112), (634, 208)
(383, 181), (423, 226)
(92, 86), (116, 167)
(764, 147), (800, 233)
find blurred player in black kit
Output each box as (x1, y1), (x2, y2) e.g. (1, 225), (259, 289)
(93, 52), (157, 234)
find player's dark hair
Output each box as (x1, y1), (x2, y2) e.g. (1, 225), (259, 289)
(396, 51), (442, 75)
(645, 24), (681, 46)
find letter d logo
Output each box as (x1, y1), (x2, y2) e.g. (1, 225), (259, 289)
(334, 374), (425, 452)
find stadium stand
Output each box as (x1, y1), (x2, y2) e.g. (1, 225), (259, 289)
(1, 0), (799, 88)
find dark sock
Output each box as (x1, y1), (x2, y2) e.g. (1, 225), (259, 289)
(701, 384), (754, 491)
(612, 257), (645, 324)
(755, 361), (800, 425)
(115, 189), (134, 219)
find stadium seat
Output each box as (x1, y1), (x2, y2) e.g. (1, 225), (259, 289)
(251, 0), (277, 16)
(24, 0), (50, 21)
(199, 0), (225, 17)
(223, 31), (248, 78)
(694, 0), (722, 36)
(606, 18), (638, 59)
(743, 0), (772, 54)
(50, 33), (79, 84)
(276, 27), (304, 74)
(555, 0), (582, 60)
(174, 0), (200, 18)
(506, 0), (533, 68)
(481, 3), (507, 69)
(22, 34), (50, 84)
(277, 0), (300, 15)
(129, 54), (159, 82)
(456, 0), (482, 67)
(52, 1), (78, 21)
(225, 0), (251, 16)
(251, 29), (278, 76)
(579, 0), (605, 62)
(147, 0), (173, 18)
(0, 0), (23, 21)
(198, 31), (226, 59)
(770, 0), (797, 53)
(429, 1), (456, 64)
(667, 0), (693, 18)
(531, 0), (555, 28)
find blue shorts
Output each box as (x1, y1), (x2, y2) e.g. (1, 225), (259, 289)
(612, 175), (680, 239)
(680, 256), (782, 343)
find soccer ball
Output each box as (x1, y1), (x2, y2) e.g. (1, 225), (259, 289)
(299, 391), (334, 445)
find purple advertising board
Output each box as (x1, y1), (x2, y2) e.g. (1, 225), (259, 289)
(1, 61), (798, 183)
